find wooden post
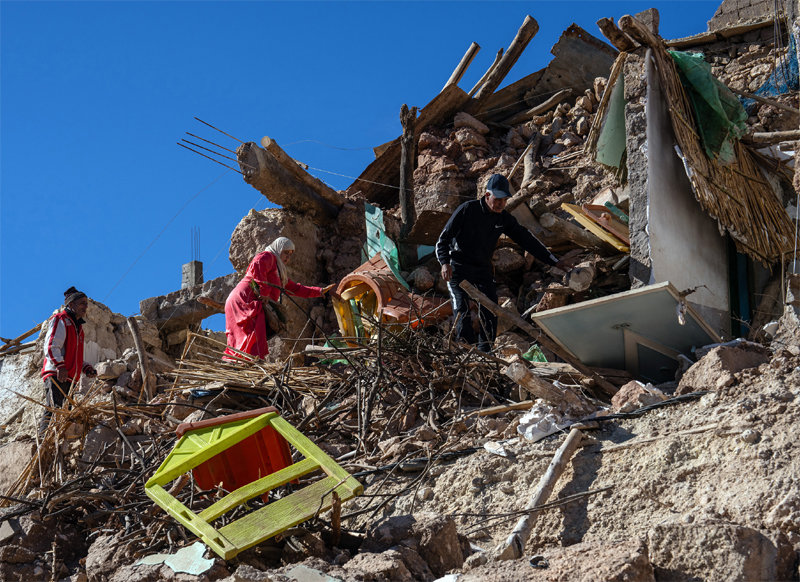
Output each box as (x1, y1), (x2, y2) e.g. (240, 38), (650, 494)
(501, 88), (575, 126)
(459, 280), (618, 396)
(398, 104), (418, 269)
(443, 42), (481, 90)
(596, 17), (637, 51)
(260, 136), (345, 208)
(468, 48), (504, 97)
(495, 428), (584, 560)
(472, 16), (539, 109)
(127, 316), (155, 402)
(505, 359), (594, 415)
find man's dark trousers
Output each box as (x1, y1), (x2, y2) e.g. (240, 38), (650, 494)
(39, 376), (72, 436)
(447, 271), (497, 353)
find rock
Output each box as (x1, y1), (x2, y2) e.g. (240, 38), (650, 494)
(0, 440), (35, 495)
(0, 519), (20, 544)
(559, 131), (583, 148)
(505, 129), (526, 149)
(677, 342), (769, 395)
(454, 112), (489, 134)
(549, 116), (564, 136)
(575, 95), (594, 113)
(95, 360), (127, 379)
(0, 544), (35, 563)
(492, 247), (525, 274)
(115, 371), (132, 388)
(343, 551), (413, 581)
(411, 513), (466, 577)
(453, 127), (487, 149)
(462, 538), (653, 582)
(225, 564), (276, 582)
(576, 116), (590, 136)
(594, 76), (608, 102)
(85, 534), (121, 580)
(611, 381), (668, 413)
(417, 132), (438, 151)
(647, 520), (794, 582)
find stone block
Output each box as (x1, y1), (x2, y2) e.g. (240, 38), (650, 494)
(677, 341), (769, 394)
(647, 519), (794, 582)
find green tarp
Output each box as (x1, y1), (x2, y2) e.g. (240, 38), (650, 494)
(669, 50), (747, 165)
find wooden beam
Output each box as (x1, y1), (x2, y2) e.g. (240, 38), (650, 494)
(399, 104), (418, 240)
(472, 15), (540, 111)
(443, 42), (481, 90)
(238, 143), (339, 225)
(746, 130), (800, 144)
(127, 317), (155, 402)
(495, 428), (585, 560)
(505, 359), (594, 415)
(469, 48), (504, 97)
(539, 212), (614, 252)
(459, 280), (618, 396)
(596, 17), (637, 51)
(501, 88), (574, 126)
(260, 136), (345, 208)
(727, 88), (799, 117)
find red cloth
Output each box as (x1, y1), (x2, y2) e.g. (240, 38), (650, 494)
(224, 251), (322, 359)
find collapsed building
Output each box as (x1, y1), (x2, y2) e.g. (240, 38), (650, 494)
(1, 0), (800, 580)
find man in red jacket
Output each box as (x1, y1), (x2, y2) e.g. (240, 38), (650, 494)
(40, 287), (97, 435)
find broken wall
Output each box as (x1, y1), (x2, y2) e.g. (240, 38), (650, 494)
(709, 0), (792, 30)
(643, 50), (731, 335)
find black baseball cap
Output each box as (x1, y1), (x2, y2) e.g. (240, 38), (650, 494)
(486, 173), (511, 199)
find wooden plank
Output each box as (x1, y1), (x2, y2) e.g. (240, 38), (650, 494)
(561, 203), (630, 252)
(146, 483), (238, 559)
(582, 204), (630, 244)
(0, 323), (42, 350)
(220, 475), (358, 549)
(270, 416), (363, 493)
(260, 136), (345, 208)
(199, 457), (320, 522)
(443, 41), (481, 90)
(472, 15), (540, 111)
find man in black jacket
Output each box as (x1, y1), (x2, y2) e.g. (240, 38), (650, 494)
(436, 174), (566, 352)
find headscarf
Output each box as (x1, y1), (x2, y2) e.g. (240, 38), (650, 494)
(64, 286), (87, 307)
(265, 237), (295, 287)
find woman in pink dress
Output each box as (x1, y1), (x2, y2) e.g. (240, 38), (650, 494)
(224, 237), (328, 359)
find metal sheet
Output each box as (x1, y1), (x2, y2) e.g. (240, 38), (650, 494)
(530, 282), (721, 383)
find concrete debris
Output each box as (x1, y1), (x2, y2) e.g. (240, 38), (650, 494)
(611, 381), (668, 413)
(2, 3), (800, 582)
(136, 541), (215, 576)
(676, 341), (770, 395)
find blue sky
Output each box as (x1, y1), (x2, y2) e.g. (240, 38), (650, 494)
(0, 0), (718, 338)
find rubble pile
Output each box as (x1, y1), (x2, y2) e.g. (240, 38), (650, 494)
(1, 1), (800, 580)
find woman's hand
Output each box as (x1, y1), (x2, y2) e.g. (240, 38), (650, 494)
(321, 284), (336, 295)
